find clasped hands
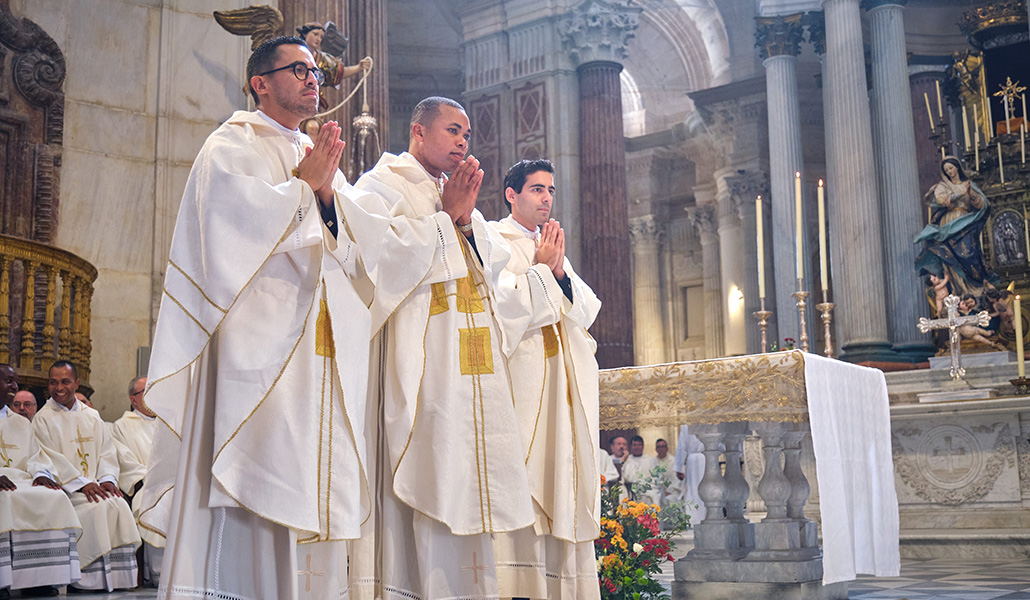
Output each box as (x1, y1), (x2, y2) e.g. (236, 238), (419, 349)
(535, 219), (566, 280)
(442, 156), (483, 232)
(296, 121), (345, 209)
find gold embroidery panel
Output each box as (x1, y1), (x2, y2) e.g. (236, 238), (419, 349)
(315, 299), (335, 358)
(456, 274), (485, 314)
(542, 325), (559, 359)
(430, 283), (449, 316)
(598, 351), (808, 429)
(459, 327), (495, 375)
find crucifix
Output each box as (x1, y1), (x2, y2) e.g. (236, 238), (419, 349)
(917, 294), (991, 380)
(297, 553), (325, 593)
(461, 551), (489, 585)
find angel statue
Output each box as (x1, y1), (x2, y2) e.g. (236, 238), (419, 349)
(214, 7), (373, 135)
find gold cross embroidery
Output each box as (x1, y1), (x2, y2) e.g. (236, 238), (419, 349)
(455, 273), (485, 314)
(73, 426), (93, 475)
(459, 327), (494, 375)
(461, 551), (489, 585)
(0, 432), (16, 468)
(297, 553), (325, 592)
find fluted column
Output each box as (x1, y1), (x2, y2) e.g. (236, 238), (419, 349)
(690, 203), (725, 359)
(756, 14), (808, 345)
(728, 173), (773, 355)
(821, 0), (892, 362)
(716, 173), (746, 356)
(630, 215), (666, 366)
(866, 0), (934, 362)
(910, 67), (948, 197)
(558, 0), (642, 368)
(347, 0), (389, 167)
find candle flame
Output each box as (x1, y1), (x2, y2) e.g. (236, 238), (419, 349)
(818, 179), (824, 187)
(795, 171), (801, 178)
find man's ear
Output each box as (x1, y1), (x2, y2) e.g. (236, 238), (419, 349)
(504, 187), (517, 205)
(410, 122), (424, 142)
(250, 75), (267, 101)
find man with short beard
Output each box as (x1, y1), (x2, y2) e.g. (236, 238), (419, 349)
(136, 36), (375, 600)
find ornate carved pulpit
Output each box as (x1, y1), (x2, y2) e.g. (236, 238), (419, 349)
(600, 351), (900, 598)
(0, 8), (96, 388)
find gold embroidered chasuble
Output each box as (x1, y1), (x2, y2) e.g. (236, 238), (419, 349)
(351, 151), (534, 537)
(491, 214), (602, 543)
(136, 110), (373, 552)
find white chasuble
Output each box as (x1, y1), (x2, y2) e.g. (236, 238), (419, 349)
(347, 151), (534, 599)
(110, 410), (154, 494)
(31, 401), (141, 570)
(135, 110), (373, 600)
(489, 215), (603, 600)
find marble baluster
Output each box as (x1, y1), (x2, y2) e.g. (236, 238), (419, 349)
(750, 422), (801, 558)
(866, 0), (934, 363)
(689, 422), (752, 560)
(784, 425), (819, 554)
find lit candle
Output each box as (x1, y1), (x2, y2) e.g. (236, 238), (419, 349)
(999, 142), (1005, 184)
(962, 105), (971, 150)
(1016, 295), (1024, 378)
(936, 80), (943, 120)
(941, 147), (946, 160)
(795, 172), (803, 281)
(756, 196), (765, 299)
(1023, 94), (1027, 121)
(1005, 96), (1011, 134)
(924, 93), (935, 132)
(975, 130), (980, 165)
(988, 95), (995, 138)
(818, 180), (828, 292)
(1023, 122), (1026, 164)
(974, 104), (980, 142)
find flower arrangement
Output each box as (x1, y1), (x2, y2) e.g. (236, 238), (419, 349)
(595, 466), (690, 599)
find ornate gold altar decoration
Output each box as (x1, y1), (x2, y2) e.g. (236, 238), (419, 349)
(598, 351), (807, 430)
(959, 1), (1028, 50)
(213, 5), (284, 50)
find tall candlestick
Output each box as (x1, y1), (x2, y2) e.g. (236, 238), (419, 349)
(817, 180), (827, 292)
(795, 172), (803, 280)
(936, 80), (943, 120)
(924, 93), (935, 132)
(974, 104), (980, 142)
(962, 105), (971, 150)
(1016, 295), (1024, 378)
(1005, 97), (1011, 134)
(988, 95), (995, 138)
(756, 196), (765, 299)
(999, 142), (1005, 184)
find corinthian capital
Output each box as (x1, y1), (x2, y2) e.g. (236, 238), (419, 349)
(725, 171), (771, 221)
(629, 215), (664, 247)
(754, 13), (804, 60)
(557, 0), (642, 66)
(688, 205), (718, 239)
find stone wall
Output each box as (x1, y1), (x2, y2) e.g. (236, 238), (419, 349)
(12, 0), (249, 419)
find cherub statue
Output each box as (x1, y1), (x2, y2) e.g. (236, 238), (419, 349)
(956, 293), (1006, 351)
(928, 272), (951, 317)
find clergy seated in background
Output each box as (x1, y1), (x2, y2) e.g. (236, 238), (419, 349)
(135, 36), (373, 600)
(489, 159), (603, 599)
(11, 391), (37, 422)
(32, 361), (140, 592)
(0, 390), (83, 596)
(346, 96), (535, 599)
(622, 435), (658, 504)
(654, 438), (678, 509)
(111, 376), (160, 587)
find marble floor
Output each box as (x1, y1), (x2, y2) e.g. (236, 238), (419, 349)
(17, 557), (1030, 598)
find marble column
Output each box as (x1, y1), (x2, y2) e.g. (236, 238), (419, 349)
(558, 0), (642, 368)
(715, 172), (746, 356)
(910, 67), (949, 198)
(347, 0), (389, 168)
(690, 203), (726, 359)
(865, 0), (934, 362)
(820, 0), (892, 362)
(756, 14), (808, 346)
(630, 215), (666, 366)
(727, 172), (773, 355)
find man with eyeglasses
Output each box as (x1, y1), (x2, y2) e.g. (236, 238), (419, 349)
(136, 35), (375, 599)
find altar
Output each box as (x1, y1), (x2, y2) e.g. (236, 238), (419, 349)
(600, 351), (901, 599)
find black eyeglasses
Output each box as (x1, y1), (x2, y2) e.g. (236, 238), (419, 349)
(259, 62), (325, 85)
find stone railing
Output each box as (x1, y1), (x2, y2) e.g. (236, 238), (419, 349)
(0, 234), (96, 386)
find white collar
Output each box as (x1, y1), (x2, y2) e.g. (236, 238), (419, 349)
(255, 109), (304, 142)
(0, 405), (7, 417)
(50, 399), (80, 412)
(503, 214), (540, 240)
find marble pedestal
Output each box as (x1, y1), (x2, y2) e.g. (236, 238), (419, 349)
(672, 580), (848, 600)
(886, 366), (1030, 559)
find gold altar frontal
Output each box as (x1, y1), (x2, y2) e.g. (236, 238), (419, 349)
(598, 350), (808, 429)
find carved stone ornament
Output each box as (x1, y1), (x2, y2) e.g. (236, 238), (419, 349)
(754, 13), (804, 61)
(0, 10), (65, 107)
(802, 11), (826, 56)
(628, 214), (663, 246)
(556, 0), (642, 66)
(892, 423), (1017, 506)
(726, 171), (770, 221)
(687, 205), (718, 238)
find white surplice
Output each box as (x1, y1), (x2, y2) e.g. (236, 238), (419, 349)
(0, 406), (81, 590)
(622, 454), (658, 504)
(674, 425), (706, 522)
(489, 214), (602, 600)
(31, 400), (140, 591)
(347, 152), (535, 599)
(135, 110), (374, 600)
(110, 410), (154, 494)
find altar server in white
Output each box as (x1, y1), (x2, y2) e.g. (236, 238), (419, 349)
(33, 361), (140, 591)
(135, 36), (373, 600)
(347, 96), (535, 599)
(490, 159), (603, 600)
(0, 390), (82, 594)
